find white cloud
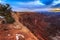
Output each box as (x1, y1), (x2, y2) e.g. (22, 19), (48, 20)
(0, 0), (2, 3)
(52, 0), (60, 5)
(17, 0), (45, 6)
(11, 0), (45, 11)
(31, 8), (52, 12)
(12, 8), (32, 12)
(0, 0), (6, 3)
(12, 7), (52, 12)
(43, 0), (60, 8)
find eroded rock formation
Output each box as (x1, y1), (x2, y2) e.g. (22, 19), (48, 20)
(0, 12), (60, 40)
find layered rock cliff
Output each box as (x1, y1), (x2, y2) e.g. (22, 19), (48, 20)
(0, 12), (60, 40)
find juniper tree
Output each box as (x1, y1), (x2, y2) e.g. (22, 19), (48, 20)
(0, 4), (15, 23)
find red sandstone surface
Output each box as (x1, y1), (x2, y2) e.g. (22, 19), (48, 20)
(0, 12), (60, 40)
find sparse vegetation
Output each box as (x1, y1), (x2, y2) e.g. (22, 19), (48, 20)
(0, 4), (15, 23)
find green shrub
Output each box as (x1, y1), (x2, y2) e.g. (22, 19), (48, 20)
(0, 4), (15, 24)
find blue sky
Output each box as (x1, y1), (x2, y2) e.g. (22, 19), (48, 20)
(0, 0), (60, 12)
